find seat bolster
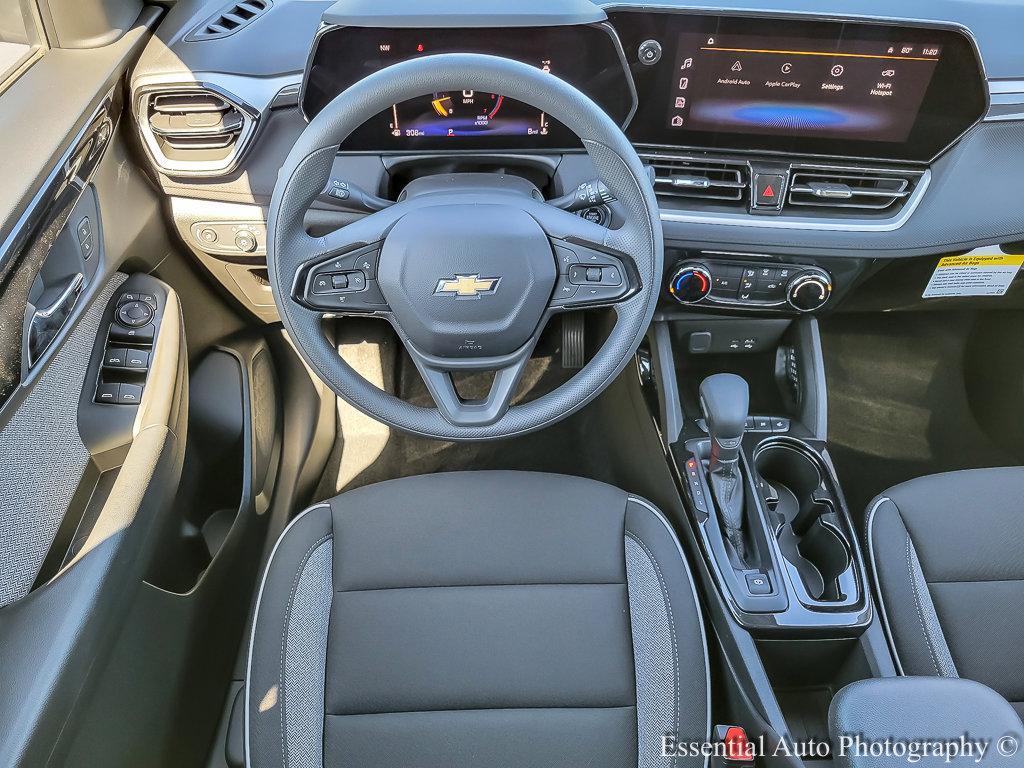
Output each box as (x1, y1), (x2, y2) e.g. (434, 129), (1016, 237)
(246, 503), (334, 768)
(625, 496), (710, 767)
(867, 496), (958, 679)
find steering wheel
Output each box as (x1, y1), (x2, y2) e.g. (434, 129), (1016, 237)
(267, 53), (662, 441)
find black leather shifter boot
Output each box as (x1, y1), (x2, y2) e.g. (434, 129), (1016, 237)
(700, 374), (750, 562)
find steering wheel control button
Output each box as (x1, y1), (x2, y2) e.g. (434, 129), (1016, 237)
(753, 172), (786, 210)
(95, 382), (119, 404)
(328, 245), (379, 278)
(551, 276), (580, 305)
(117, 300), (154, 327)
(311, 274), (333, 294)
(110, 323), (155, 343)
(305, 279), (387, 312)
(638, 39), (663, 65)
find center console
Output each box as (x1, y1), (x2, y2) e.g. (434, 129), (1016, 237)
(640, 303), (891, 750)
(657, 325), (872, 633)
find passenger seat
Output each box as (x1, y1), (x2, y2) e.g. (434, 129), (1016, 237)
(867, 468), (1024, 719)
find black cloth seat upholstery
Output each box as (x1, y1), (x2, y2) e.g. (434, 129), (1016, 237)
(246, 471), (709, 768)
(867, 467), (1024, 718)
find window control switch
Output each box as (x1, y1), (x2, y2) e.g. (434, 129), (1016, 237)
(125, 349), (149, 369)
(109, 322), (154, 344)
(95, 382), (119, 403)
(116, 384), (143, 405)
(104, 347), (127, 368)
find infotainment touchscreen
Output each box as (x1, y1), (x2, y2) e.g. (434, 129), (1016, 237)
(611, 13), (987, 161)
(666, 32), (941, 143)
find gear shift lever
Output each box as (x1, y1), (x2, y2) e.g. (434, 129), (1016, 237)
(700, 374), (749, 561)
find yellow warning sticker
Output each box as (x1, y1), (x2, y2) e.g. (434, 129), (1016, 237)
(923, 252), (1024, 298)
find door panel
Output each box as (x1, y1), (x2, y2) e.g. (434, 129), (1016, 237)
(0, 3), (198, 765)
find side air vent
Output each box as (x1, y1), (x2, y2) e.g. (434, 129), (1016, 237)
(643, 155), (749, 206)
(138, 86), (256, 177)
(787, 166), (921, 213)
(186, 0), (272, 41)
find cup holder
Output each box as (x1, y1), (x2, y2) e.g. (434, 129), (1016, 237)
(754, 442), (852, 602)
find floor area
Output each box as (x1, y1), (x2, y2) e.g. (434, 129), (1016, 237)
(820, 309), (1023, 525)
(314, 318), (621, 498)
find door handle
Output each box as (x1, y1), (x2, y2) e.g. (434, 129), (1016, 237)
(26, 272), (85, 368)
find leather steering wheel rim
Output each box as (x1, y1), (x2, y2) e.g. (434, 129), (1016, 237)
(267, 53), (663, 441)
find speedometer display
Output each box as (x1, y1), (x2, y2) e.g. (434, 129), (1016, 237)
(302, 25), (634, 151)
(392, 90), (549, 139)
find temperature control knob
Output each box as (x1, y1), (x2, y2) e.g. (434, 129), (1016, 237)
(786, 269), (832, 312)
(668, 262), (712, 304)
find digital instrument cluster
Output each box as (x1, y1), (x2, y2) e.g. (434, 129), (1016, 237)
(302, 25), (634, 151)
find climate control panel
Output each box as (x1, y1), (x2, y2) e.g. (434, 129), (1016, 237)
(668, 258), (832, 313)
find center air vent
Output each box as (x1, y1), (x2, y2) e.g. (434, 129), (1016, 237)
(643, 155), (749, 207)
(138, 86), (256, 177)
(787, 166), (922, 213)
(186, 0), (272, 41)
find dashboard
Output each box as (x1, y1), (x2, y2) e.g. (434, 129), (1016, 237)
(301, 13), (985, 162)
(128, 0), (1024, 324)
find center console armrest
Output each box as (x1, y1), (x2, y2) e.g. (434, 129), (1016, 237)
(829, 677), (1023, 767)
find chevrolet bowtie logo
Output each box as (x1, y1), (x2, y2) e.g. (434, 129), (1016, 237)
(434, 274), (501, 299)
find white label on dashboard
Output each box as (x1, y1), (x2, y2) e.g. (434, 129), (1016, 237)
(923, 253), (1024, 298)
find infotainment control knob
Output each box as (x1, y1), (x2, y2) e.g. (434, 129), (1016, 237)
(786, 269), (833, 312)
(668, 261), (712, 304)
(638, 39), (662, 65)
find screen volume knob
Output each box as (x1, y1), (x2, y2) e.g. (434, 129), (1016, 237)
(787, 269), (832, 312)
(668, 262), (712, 304)
(638, 40), (663, 65)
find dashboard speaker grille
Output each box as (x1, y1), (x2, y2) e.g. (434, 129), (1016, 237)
(787, 167), (921, 212)
(643, 155), (749, 206)
(186, 0), (272, 41)
(139, 86), (255, 177)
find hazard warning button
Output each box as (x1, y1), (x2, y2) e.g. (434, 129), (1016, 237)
(753, 173), (786, 209)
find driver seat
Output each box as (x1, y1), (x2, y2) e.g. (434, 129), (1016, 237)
(245, 471), (708, 768)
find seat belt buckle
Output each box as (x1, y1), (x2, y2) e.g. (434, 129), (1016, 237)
(711, 725), (756, 768)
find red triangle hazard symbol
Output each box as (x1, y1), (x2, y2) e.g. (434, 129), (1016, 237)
(763, 184), (775, 198)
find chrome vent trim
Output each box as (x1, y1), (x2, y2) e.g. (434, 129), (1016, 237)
(136, 84), (257, 178)
(185, 0), (272, 41)
(642, 153), (749, 205)
(787, 166), (922, 212)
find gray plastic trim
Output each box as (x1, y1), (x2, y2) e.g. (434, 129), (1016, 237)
(985, 79), (1024, 122)
(322, 0), (607, 27)
(865, 496), (907, 677)
(650, 320), (684, 445)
